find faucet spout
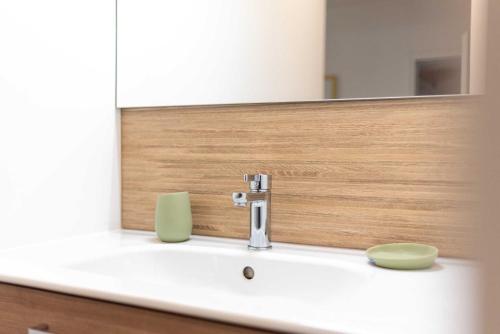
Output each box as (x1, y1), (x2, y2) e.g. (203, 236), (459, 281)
(232, 191), (267, 207)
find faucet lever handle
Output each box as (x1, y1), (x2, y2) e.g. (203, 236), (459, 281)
(243, 174), (271, 191)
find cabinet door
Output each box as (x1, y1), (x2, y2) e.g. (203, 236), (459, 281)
(0, 283), (274, 334)
(117, 0), (326, 108)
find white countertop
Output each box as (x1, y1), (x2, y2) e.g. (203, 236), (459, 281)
(0, 230), (480, 334)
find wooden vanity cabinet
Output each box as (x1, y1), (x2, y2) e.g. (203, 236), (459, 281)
(0, 283), (274, 334)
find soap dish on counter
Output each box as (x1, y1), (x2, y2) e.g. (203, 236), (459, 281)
(366, 243), (438, 270)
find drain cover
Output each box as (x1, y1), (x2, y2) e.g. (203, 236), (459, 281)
(243, 266), (254, 280)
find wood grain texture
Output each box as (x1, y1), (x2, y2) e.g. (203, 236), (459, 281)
(121, 97), (476, 257)
(0, 283), (275, 333)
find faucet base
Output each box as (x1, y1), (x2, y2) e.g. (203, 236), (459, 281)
(248, 245), (272, 251)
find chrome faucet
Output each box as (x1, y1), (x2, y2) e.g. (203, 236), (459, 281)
(232, 174), (272, 250)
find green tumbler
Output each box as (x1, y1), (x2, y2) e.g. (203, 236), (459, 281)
(155, 192), (192, 242)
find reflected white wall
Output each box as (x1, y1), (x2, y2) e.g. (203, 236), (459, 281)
(470, 0), (488, 94)
(117, 0), (326, 107)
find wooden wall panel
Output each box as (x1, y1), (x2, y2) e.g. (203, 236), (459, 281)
(121, 97), (475, 257)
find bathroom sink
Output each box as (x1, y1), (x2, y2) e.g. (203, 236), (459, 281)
(0, 230), (479, 334)
(68, 244), (369, 309)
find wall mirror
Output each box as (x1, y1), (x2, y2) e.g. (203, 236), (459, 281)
(117, 0), (482, 107)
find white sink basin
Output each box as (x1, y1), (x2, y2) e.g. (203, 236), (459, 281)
(0, 230), (479, 334)
(68, 244), (369, 310)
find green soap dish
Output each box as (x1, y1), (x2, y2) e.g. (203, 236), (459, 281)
(366, 243), (438, 270)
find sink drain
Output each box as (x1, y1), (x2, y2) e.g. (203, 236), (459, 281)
(243, 266), (254, 280)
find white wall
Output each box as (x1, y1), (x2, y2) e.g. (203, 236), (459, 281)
(326, 0), (471, 98)
(117, 0), (326, 107)
(0, 0), (119, 249)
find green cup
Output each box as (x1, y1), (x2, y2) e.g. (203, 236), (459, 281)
(155, 192), (192, 242)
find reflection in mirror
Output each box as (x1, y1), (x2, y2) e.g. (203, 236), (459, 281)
(324, 0), (471, 99)
(117, 0), (477, 107)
